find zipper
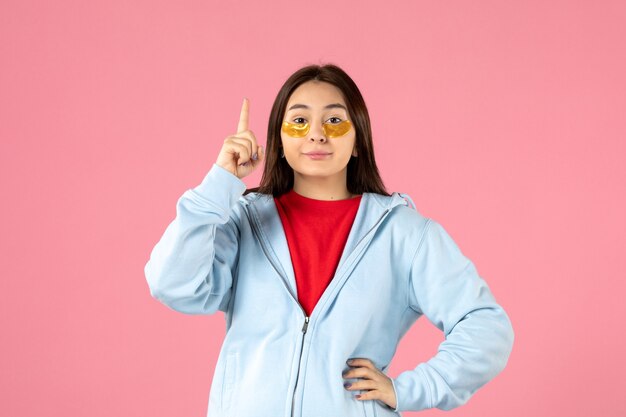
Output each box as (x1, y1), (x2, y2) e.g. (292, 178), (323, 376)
(245, 208), (310, 417)
(245, 202), (393, 417)
(291, 316), (309, 417)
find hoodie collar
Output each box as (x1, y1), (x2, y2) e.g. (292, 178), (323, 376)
(239, 191), (414, 303)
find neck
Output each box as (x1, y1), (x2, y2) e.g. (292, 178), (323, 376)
(293, 170), (353, 200)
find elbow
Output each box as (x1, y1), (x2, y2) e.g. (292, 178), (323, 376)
(147, 279), (165, 303)
(467, 305), (515, 380)
(486, 307), (515, 379)
(500, 311), (515, 371)
(144, 259), (181, 309)
(144, 263), (223, 316)
(144, 259), (165, 301)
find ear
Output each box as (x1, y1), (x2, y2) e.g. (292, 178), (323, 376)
(352, 147), (358, 157)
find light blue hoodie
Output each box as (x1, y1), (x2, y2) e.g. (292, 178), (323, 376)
(144, 163), (514, 417)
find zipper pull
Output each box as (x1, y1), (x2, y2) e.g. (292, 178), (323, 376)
(302, 316), (309, 333)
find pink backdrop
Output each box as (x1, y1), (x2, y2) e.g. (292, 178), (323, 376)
(2, 1), (625, 416)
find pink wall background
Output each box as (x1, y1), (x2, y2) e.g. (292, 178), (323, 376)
(2, 1), (625, 416)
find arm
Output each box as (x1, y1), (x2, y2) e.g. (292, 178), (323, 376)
(391, 219), (515, 412)
(144, 163), (247, 315)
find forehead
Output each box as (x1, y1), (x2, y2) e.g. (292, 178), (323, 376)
(286, 81), (347, 109)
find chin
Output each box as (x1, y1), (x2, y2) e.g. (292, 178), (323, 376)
(292, 165), (346, 179)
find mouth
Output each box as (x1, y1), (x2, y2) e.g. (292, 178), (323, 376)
(303, 152), (332, 160)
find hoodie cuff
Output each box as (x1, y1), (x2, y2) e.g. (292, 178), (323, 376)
(190, 163), (247, 211)
(391, 366), (432, 412)
(390, 377), (400, 412)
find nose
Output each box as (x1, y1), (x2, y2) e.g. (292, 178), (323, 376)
(308, 122), (327, 143)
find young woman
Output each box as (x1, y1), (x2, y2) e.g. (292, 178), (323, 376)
(144, 64), (514, 417)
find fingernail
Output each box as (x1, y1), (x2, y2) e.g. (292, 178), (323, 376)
(347, 359), (354, 364)
(343, 382), (351, 389)
(355, 394), (362, 399)
(252, 152), (258, 160)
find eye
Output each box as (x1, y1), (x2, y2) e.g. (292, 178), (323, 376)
(293, 117), (306, 124)
(326, 117), (343, 124)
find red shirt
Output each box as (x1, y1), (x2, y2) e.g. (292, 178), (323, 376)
(274, 189), (362, 317)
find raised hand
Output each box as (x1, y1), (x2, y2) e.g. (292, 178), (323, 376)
(215, 97), (264, 179)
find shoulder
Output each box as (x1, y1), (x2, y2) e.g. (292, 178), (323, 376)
(230, 191), (274, 221)
(369, 191), (432, 237)
(237, 191), (272, 207)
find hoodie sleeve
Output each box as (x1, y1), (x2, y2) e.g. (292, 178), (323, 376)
(144, 163), (247, 315)
(391, 219), (514, 412)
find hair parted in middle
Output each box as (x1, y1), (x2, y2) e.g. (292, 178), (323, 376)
(244, 63), (390, 197)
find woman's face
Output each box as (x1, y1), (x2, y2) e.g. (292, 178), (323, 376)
(280, 80), (357, 182)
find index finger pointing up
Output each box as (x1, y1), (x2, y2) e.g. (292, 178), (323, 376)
(237, 97), (249, 133)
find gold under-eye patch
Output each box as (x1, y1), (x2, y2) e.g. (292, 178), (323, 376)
(281, 121), (310, 137)
(281, 120), (352, 138)
(323, 120), (352, 138)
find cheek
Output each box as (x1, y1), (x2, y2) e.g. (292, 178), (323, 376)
(339, 134), (357, 153)
(280, 136), (299, 156)
(280, 134), (291, 150)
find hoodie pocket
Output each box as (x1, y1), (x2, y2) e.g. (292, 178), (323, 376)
(221, 351), (238, 412)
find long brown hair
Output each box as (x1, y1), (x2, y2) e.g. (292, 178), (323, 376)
(245, 63), (390, 197)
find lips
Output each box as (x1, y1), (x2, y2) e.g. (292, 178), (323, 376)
(303, 152), (332, 156)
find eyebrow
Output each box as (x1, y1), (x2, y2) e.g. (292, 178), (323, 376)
(287, 103), (347, 111)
